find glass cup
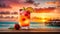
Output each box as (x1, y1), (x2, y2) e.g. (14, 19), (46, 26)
(19, 10), (30, 29)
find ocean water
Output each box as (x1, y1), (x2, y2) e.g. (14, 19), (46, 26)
(30, 22), (60, 28)
(0, 21), (18, 28)
(0, 21), (60, 29)
(0, 22), (41, 28)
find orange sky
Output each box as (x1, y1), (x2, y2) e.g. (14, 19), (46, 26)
(0, 0), (59, 12)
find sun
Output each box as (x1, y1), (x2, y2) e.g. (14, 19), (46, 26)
(39, 13), (50, 22)
(31, 13), (51, 22)
(40, 19), (47, 22)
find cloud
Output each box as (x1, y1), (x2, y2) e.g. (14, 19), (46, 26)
(7, 0), (25, 4)
(25, 0), (40, 7)
(0, 0), (12, 8)
(46, 2), (55, 5)
(0, 0), (28, 9)
(33, 3), (40, 7)
(0, 0), (35, 8)
(25, 0), (34, 4)
(0, 3), (11, 8)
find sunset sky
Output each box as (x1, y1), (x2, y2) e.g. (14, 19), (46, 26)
(0, 0), (59, 12)
(0, 0), (60, 19)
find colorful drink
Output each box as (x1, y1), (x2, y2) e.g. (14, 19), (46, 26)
(19, 9), (30, 29)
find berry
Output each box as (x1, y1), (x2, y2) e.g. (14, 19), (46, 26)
(22, 18), (26, 21)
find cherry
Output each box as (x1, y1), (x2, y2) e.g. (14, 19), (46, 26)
(24, 11), (30, 16)
(25, 13), (29, 16)
(26, 11), (30, 14)
(27, 15), (30, 19)
(22, 18), (26, 21)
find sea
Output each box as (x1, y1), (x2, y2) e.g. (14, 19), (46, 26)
(0, 21), (60, 29)
(0, 21), (17, 28)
